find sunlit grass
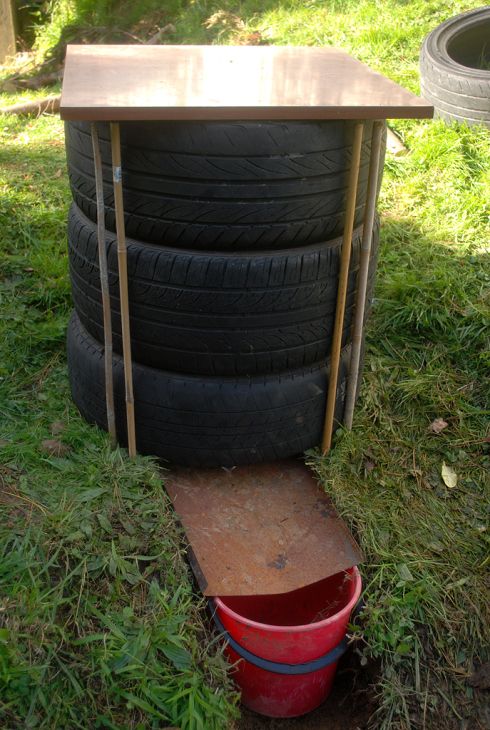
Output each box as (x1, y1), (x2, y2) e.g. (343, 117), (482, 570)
(1, 1), (489, 728)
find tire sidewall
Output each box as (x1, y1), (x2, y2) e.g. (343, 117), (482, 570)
(421, 7), (490, 81)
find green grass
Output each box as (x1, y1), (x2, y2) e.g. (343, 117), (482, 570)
(0, 115), (238, 729)
(1, 1), (489, 729)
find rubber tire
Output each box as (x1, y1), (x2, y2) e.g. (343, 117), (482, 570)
(65, 119), (385, 251)
(67, 312), (354, 467)
(68, 204), (379, 376)
(420, 7), (490, 127)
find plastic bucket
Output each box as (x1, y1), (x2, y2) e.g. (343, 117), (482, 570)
(213, 566), (361, 718)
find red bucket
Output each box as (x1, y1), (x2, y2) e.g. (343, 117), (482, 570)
(213, 567), (361, 718)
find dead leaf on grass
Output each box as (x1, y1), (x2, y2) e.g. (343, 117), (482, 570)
(397, 563), (414, 582)
(441, 461), (457, 489)
(428, 540), (444, 553)
(41, 439), (71, 457)
(363, 459), (375, 476)
(50, 420), (65, 435)
(428, 418), (449, 434)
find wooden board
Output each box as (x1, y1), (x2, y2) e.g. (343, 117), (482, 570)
(0, 0), (16, 64)
(60, 44), (433, 121)
(165, 460), (363, 596)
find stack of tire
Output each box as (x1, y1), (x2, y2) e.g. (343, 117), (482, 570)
(65, 119), (385, 466)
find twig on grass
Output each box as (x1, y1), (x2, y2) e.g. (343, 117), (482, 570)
(0, 94), (60, 116)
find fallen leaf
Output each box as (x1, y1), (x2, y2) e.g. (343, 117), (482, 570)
(97, 512), (112, 533)
(363, 459), (375, 475)
(428, 541), (444, 553)
(54, 168), (63, 178)
(441, 462), (457, 489)
(428, 418), (448, 434)
(40, 439), (70, 457)
(397, 563), (414, 582)
(50, 420), (65, 435)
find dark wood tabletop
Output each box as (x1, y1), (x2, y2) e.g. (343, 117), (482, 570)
(60, 44), (433, 121)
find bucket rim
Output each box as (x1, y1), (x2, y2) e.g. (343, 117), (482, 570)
(214, 566), (361, 633)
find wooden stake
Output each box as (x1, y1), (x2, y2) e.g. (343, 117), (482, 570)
(91, 123), (117, 449)
(321, 122), (364, 454)
(110, 122), (137, 458)
(344, 120), (385, 430)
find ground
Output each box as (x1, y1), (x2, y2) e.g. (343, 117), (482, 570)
(235, 652), (378, 730)
(1, 1), (489, 729)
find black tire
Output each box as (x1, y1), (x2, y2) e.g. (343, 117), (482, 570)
(420, 7), (490, 127)
(65, 119), (385, 251)
(68, 204), (379, 376)
(67, 312), (354, 467)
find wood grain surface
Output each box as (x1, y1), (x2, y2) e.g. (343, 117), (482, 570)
(60, 44), (433, 121)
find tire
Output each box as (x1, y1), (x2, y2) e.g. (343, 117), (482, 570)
(67, 312), (354, 467)
(68, 204), (379, 376)
(420, 7), (490, 127)
(65, 119), (385, 251)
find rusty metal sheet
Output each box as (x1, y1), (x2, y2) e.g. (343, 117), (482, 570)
(165, 459), (363, 596)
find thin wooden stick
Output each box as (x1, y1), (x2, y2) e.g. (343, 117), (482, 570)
(91, 123), (117, 449)
(110, 122), (137, 458)
(344, 120), (385, 430)
(321, 122), (364, 454)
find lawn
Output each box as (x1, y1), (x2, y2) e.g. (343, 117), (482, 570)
(1, 1), (489, 729)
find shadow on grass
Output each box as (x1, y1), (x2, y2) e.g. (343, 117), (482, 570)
(372, 215), (489, 380)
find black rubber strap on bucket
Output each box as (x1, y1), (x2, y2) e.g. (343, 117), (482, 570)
(210, 599), (364, 676)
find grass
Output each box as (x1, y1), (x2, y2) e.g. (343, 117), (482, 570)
(1, 1), (489, 729)
(0, 117), (238, 728)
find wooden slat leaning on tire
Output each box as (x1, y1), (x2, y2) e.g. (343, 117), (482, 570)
(67, 312), (355, 467)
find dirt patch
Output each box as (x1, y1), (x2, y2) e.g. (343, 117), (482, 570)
(235, 654), (377, 730)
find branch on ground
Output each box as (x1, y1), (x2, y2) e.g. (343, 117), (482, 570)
(0, 95), (61, 116)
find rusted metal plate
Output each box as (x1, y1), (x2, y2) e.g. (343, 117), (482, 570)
(60, 45), (433, 121)
(165, 459), (363, 596)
